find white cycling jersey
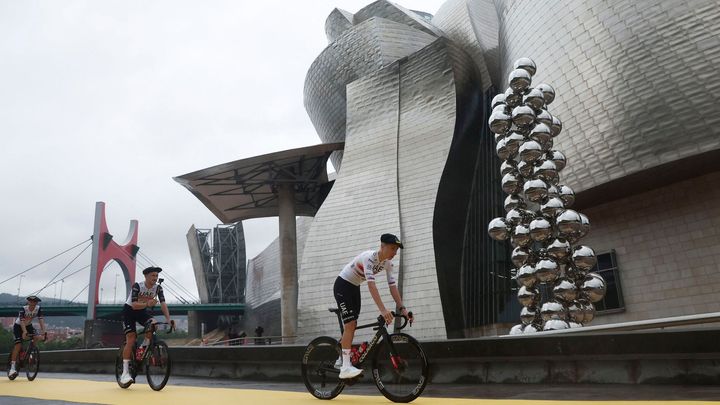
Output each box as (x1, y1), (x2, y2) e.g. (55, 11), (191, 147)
(14, 305), (43, 325)
(125, 282), (165, 306)
(339, 250), (396, 287)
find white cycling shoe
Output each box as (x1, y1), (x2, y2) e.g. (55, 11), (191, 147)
(339, 365), (363, 379)
(119, 372), (134, 385)
(334, 357), (342, 369)
(8, 369), (18, 378)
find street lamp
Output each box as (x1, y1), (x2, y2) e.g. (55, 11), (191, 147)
(100, 287), (104, 304)
(17, 275), (25, 303)
(59, 280), (64, 304)
(114, 273), (119, 304)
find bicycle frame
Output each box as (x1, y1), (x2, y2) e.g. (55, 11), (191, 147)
(333, 311), (412, 369)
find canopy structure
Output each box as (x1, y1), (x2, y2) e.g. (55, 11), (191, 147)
(174, 141), (344, 343)
(174, 142), (343, 223)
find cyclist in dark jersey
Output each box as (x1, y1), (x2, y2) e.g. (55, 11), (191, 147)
(333, 233), (413, 379)
(119, 266), (172, 385)
(8, 296), (46, 379)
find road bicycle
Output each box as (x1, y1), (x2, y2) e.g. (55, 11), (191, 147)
(115, 320), (174, 391)
(301, 309), (429, 403)
(6, 333), (44, 381)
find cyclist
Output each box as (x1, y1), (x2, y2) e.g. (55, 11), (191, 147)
(333, 233), (413, 379)
(8, 295), (47, 379)
(119, 266), (172, 385)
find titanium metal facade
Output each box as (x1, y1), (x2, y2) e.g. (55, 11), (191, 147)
(292, 0), (720, 340)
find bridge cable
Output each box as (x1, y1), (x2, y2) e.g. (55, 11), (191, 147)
(68, 284), (89, 303)
(0, 238), (91, 287)
(31, 242), (93, 297)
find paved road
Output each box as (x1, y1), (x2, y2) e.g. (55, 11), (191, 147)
(1, 372), (719, 404)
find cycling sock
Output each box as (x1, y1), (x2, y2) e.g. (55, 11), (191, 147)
(342, 349), (351, 368)
(123, 359), (130, 374)
(10, 361), (16, 370)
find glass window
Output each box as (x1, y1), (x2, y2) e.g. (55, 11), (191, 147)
(590, 250), (624, 313)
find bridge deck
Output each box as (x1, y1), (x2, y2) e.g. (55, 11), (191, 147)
(0, 303), (244, 317)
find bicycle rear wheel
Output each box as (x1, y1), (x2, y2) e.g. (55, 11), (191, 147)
(25, 346), (40, 381)
(115, 345), (133, 389)
(301, 336), (345, 400)
(371, 333), (429, 403)
(7, 353), (17, 380)
(145, 341), (171, 391)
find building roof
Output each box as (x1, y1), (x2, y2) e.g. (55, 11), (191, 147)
(174, 142), (344, 223)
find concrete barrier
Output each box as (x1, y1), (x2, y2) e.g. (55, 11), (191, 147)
(3, 328), (719, 384)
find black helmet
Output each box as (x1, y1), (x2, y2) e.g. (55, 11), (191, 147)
(26, 295), (41, 302)
(142, 266), (163, 275)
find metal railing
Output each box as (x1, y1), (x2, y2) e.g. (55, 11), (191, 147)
(188, 335), (297, 346)
(502, 311), (720, 337)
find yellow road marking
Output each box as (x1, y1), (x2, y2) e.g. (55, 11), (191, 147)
(0, 378), (717, 404)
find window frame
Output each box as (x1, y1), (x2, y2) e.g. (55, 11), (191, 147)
(591, 249), (625, 315)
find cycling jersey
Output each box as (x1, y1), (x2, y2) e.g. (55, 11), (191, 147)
(14, 305), (43, 326)
(338, 250), (396, 287)
(125, 282), (165, 306)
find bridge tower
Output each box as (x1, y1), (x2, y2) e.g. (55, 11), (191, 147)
(86, 201), (139, 319)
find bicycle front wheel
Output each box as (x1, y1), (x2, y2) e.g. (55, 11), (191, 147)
(301, 336), (345, 400)
(371, 333), (429, 403)
(25, 346), (40, 381)
(145, 340), (171, 391)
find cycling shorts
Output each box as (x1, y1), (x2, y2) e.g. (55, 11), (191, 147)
(122, 304), (153, 334)
(13, 324), (35, 343)
(334, 276), (361, 324)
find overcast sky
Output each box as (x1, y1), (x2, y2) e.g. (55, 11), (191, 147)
(0, 1), (446, 304)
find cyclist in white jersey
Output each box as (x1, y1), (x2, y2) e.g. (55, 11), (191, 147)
(333, 233), (413, 379)
(8, 295), (46, 379)
(119, 266), (172, 385)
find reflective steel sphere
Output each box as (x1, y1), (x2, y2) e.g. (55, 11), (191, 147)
(543, 319), (570, 331)
(550, 115), (563, 137)
(572, 245), (597, 271)
(546, 150), (566, 172)
(535, 83), (556, 105)
(491, 93), (507, 109)
(524, 88), (545, 111)
(579, 213), (590, 238)
(534, 159), (558, 183)
(517, 160), (534, 177)
(500, 160), (516, 176)
(546, 184), (559, 199)
(567, 301), (584, 323)
(511, 105), (536, 127)
(546, 238), (571, 261)
(496, 137), (511, 160)
(517, 286), (539, 307)
(488, 217), (510, 241)
(558, 185), (575, 207)
(582, 273), (607, 303)
(511, 246), (531, 267)
(505, 132), (525, 155)
(529, 217), (552, 242)
(540, 300), (566, 321)
(516, 263), (537, 288)
(535, 258), (560, 283)
(530, 123), (553, 147)
(535, 109), (553, 127)
(509, 324), (524, 335)
(540, 197), (565, 218)
(518, 140), (543, 163)
(489, 110), (512, 134)
(504, 194), (524, 212)
(556, 209), (582, 236)
(501, 172), (522, 194)
(581, 301), (595, 324)
(508, 68), (532, 92)
(523, 179), (548, 202)
(520, 306), (537, 325)
(523, 324), (540, 334)
(553, 278), (578, 302)
(494, 132), (505, 143)
(568, 321), (583, 328)
(505, 208), (524, 225)
(511, 224), (532, 248)
(513, 57), (537, 76)
(504, 87), (522, 108)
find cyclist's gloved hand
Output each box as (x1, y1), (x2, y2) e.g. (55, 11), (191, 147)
(381, 309), (394, 325)
(402, 308), (414, 325)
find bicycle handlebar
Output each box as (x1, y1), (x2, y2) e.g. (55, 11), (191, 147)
(376, 311), (414, 330)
